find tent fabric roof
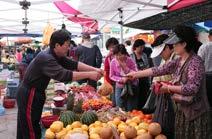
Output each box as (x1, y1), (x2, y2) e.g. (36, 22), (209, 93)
(125, 0), (212, 30)
(0, 0), (168, 34)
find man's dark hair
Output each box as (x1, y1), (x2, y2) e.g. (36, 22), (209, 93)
(105, 37), (119, 50)
(133, 39), (145, 50)
(49, 29), (71, 49)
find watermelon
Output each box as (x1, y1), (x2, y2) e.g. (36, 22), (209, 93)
(80, 111), (98, 125)
(59, 111), (79, 127)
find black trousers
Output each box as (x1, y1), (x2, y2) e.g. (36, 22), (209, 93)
(16, 84), (45, 139)
(206, 72), (212, 107)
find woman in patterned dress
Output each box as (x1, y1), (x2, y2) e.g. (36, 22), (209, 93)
(127, 25), (212, 139)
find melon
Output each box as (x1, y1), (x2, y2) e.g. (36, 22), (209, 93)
(124, 126), (137, 139)
(155, 134), (167, 139)
(148, 122), (162, 136)
(59, 111), (80, 127)
(136, 133), (153, 139)
(80, 111), (98, 125)
(99, 127), (113, 139)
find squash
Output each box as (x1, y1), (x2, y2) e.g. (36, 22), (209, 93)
(45, 129), (55, 139)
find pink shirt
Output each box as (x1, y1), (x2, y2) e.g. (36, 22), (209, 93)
(109, 56), (138, 88)
(16, 52), (22, 63)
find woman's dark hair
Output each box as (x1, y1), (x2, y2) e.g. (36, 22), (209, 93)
(132, 39), (145, 50)
(174, 25), (199, 53)
(112, 44), (129, 56)
(17, 49), (21, 53)
(49, 29), (71, 49)
(105, 37), (119, 50)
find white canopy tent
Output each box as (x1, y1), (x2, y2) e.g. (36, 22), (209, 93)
(0, 0), (167, 38)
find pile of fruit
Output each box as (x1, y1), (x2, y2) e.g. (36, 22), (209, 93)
(130, 110), (152, 123)
(97, 107), (131, 122)
(45, 111), (167, 139)
(82, 97), (113, 111)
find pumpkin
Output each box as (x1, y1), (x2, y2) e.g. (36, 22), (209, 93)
(155, 134), (167, 139)
(148, 122), (162, 136)
(124, 126), (137, 139)
(45, 129), (55, 139)
(59, 111), (80, 127)
(50, 121), (63, 133)
(136, 133), (153, 139)
(80, 111), (98, 125)
(99, 127), (113, 139)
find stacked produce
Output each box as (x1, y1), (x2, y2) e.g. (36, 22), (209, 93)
(82, 97), (113, 111)
(45, 114), (166, 139)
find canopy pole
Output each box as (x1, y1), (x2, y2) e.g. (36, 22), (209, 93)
(118, 8), (123, 43)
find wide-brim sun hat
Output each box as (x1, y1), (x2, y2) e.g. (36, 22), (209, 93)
(164, 33), (181, 45)
(151, 43), (166, 58)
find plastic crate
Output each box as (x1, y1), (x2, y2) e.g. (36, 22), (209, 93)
(6, 78), (19, 99)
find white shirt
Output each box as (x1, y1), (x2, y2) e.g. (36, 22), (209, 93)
(198, 42), (212, 72)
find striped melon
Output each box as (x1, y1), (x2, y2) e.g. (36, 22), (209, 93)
(59, 111), (79, 127)
(80, 111), (98, 125)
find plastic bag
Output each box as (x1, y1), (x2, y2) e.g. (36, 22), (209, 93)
(98, 79), (113, 96)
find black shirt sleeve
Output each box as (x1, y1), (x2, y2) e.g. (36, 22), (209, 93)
(59, 57), (78, 70)
(42, 57), (74, 82)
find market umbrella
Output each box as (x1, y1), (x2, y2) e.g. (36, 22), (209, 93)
(125, 0), (212, 30)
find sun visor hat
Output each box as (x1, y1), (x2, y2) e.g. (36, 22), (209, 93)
(151, 43), (166, 58)
(164, 33), (181, 45)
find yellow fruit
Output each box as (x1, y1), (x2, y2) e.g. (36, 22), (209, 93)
(71, 121), (82, 128)
(120, 132), (127, 139)
(128, 122), (137, 127)
(126, 119), (131, 124)
(90, 133), (100, 139)
(81, 124), (89, 131)
(82, 130), (88, 136)
(102, 123), (107, 127)
(45, 129), (55, 139)
(53, 121), (64, 127)
(132, 116), (141, 124)
(94, 121), (102, 127)
(66, 125), (72, 131)
(138, 122), (149, 130)
(136, 133), (153, 139)
(72, 128), (83, 133)
(137, 129), (147, 135)
(113, 117), (121, 125)
(55, 128), (67, 139)
(50, 122), (63, 133)
(118, 124), (127, 132)
(89, 123), (95, 129)
(107, 121), (117, 128)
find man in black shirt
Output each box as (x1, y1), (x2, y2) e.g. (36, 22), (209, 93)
(16, 30), (103, 139)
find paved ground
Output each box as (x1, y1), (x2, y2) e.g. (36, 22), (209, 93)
(0, 106), (17, 139)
